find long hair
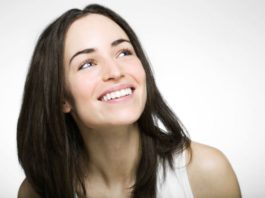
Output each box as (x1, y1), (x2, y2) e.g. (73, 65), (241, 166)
(17, 4), (191, 198)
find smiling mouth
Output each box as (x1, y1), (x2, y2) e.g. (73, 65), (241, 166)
(99, 87), (135, 102)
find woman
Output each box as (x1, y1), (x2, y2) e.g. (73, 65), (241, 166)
(17, 4), (241, 198)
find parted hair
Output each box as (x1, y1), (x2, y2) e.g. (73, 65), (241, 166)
(17, 4), (191, 198)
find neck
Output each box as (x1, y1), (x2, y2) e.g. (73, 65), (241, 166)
(80, 123), (141, 188)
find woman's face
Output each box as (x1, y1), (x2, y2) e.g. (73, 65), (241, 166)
(63, 14), (147, 129)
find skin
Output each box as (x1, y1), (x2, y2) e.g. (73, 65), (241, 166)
(18, 14), (241, 198)
(187, 142), (241, 197)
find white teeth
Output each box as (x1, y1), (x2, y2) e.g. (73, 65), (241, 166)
(107, 94), (111, 101)
(101, 88), (133, 101)
(121, 89), (126, 96)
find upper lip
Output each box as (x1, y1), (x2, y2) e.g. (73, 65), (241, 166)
(98, 83), (135, 100)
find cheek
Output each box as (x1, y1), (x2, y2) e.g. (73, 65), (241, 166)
(67, 72), (98, 106)
(127, 61), (147, 103)
(126, 59), (146, 85)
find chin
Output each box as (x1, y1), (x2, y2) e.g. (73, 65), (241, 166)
(105, 113), (141, 127)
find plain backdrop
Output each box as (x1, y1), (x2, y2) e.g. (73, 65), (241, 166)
(1, 0), (264, 197)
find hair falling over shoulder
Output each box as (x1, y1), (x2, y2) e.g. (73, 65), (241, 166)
(17, 4), (191, 198)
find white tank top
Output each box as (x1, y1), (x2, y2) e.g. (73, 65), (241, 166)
(156, 151), (194, 198)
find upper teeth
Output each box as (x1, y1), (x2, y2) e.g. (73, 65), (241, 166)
(102, 88), (133, 102)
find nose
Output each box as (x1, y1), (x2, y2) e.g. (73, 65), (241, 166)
(102, 58), (124, 81)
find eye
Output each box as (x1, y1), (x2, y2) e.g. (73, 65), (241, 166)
(78, 59), (96, 70)
(118, 49), (133, 57)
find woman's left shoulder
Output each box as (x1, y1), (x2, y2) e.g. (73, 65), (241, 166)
(186, 141), (241, 197)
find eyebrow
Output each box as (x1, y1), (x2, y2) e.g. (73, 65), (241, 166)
(69, 38), (131, 65)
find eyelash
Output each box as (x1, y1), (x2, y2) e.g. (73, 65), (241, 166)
(78, 59), (95, 70)
(118, 48), (133, 57)
(78, 48), (133, 70)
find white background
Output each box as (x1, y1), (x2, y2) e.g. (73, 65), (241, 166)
(0, 0), (264, 197)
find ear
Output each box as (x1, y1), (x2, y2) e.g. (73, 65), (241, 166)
(62, 100), (72, 113)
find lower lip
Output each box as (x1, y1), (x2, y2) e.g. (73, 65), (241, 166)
(101, 91), (134, 104)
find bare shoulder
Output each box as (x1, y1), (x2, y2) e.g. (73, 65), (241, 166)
(186, 142), (241, 198)
(18, 178), (40, 198)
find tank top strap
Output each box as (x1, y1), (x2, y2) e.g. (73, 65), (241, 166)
(156, 150), (194, 198)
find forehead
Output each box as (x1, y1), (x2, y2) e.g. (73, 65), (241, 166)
(64, 14), (129, 54)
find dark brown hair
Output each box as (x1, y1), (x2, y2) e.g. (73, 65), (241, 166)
(17, 4), (190, 198)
